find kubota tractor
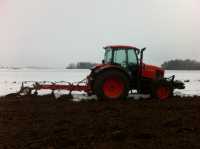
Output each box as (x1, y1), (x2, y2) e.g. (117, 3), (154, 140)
(87, 45), (184, 100)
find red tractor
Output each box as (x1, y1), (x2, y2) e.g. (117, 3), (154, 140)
(19, 45), (185, 100)
(87, 45), (184, 100)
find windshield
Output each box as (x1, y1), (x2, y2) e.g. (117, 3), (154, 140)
(104, 48), (112, 63)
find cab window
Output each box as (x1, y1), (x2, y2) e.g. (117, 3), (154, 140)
(104, 49), (112, 63)
(113, 49), (127, 67)
(127, 49), (137, 65)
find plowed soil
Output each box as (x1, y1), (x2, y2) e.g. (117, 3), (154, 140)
(0, 95), (200, 149)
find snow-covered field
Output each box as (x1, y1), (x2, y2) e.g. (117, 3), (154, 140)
(0, 68), (199, 98)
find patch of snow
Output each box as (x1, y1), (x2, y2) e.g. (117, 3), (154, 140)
(128, 94), (150, 100)
(73, 94), (97, 102)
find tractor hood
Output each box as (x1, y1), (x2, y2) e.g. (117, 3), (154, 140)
(142, 64), (165, 80)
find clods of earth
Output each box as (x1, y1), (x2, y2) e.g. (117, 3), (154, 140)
(0, 94), (200, 149)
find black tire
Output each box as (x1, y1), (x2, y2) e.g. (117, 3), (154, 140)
(93, 70), (129, 100)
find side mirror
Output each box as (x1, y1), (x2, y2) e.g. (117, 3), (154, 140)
(140, 47), (146, 61)
(140, 47), (146, 67)
(141, 47), (146, 53)
(102, 60), (105, 64)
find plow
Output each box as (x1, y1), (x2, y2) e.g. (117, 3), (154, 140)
(17, 45), (185, 100)
(18, 79), (90, 97)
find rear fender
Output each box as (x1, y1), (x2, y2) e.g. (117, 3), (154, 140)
(93, 65), (131, 80)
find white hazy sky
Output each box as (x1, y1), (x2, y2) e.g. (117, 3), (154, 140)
(0, 0), (200, 67)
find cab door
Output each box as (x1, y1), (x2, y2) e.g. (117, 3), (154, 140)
(127, 49), (139, 80)
(113, 49), (127, 68)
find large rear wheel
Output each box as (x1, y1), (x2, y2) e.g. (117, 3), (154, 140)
(93, 70), (129, 100)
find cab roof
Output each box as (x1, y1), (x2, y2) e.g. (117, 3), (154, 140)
(104, 45), (137, 49)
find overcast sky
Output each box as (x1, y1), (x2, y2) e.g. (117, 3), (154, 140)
(0, 0), (199, 67)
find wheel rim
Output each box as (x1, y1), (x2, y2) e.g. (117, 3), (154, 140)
(156, 86), (170, 100)
(102, 77), (124, 99)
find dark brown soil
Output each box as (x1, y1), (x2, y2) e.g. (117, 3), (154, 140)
(0, 94), (200, 149)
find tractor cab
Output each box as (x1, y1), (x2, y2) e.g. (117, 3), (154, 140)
(103, 45), (139, 68)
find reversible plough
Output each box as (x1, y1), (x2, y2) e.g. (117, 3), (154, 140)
(18, 78), (90, 98)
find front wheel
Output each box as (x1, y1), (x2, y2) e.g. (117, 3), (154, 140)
(153, 84), (173, 101)
(93, 70), (129, 101)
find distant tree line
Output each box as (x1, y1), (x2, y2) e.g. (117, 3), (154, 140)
(161, 59), (200, 70)
(66, 62), (97, 69)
